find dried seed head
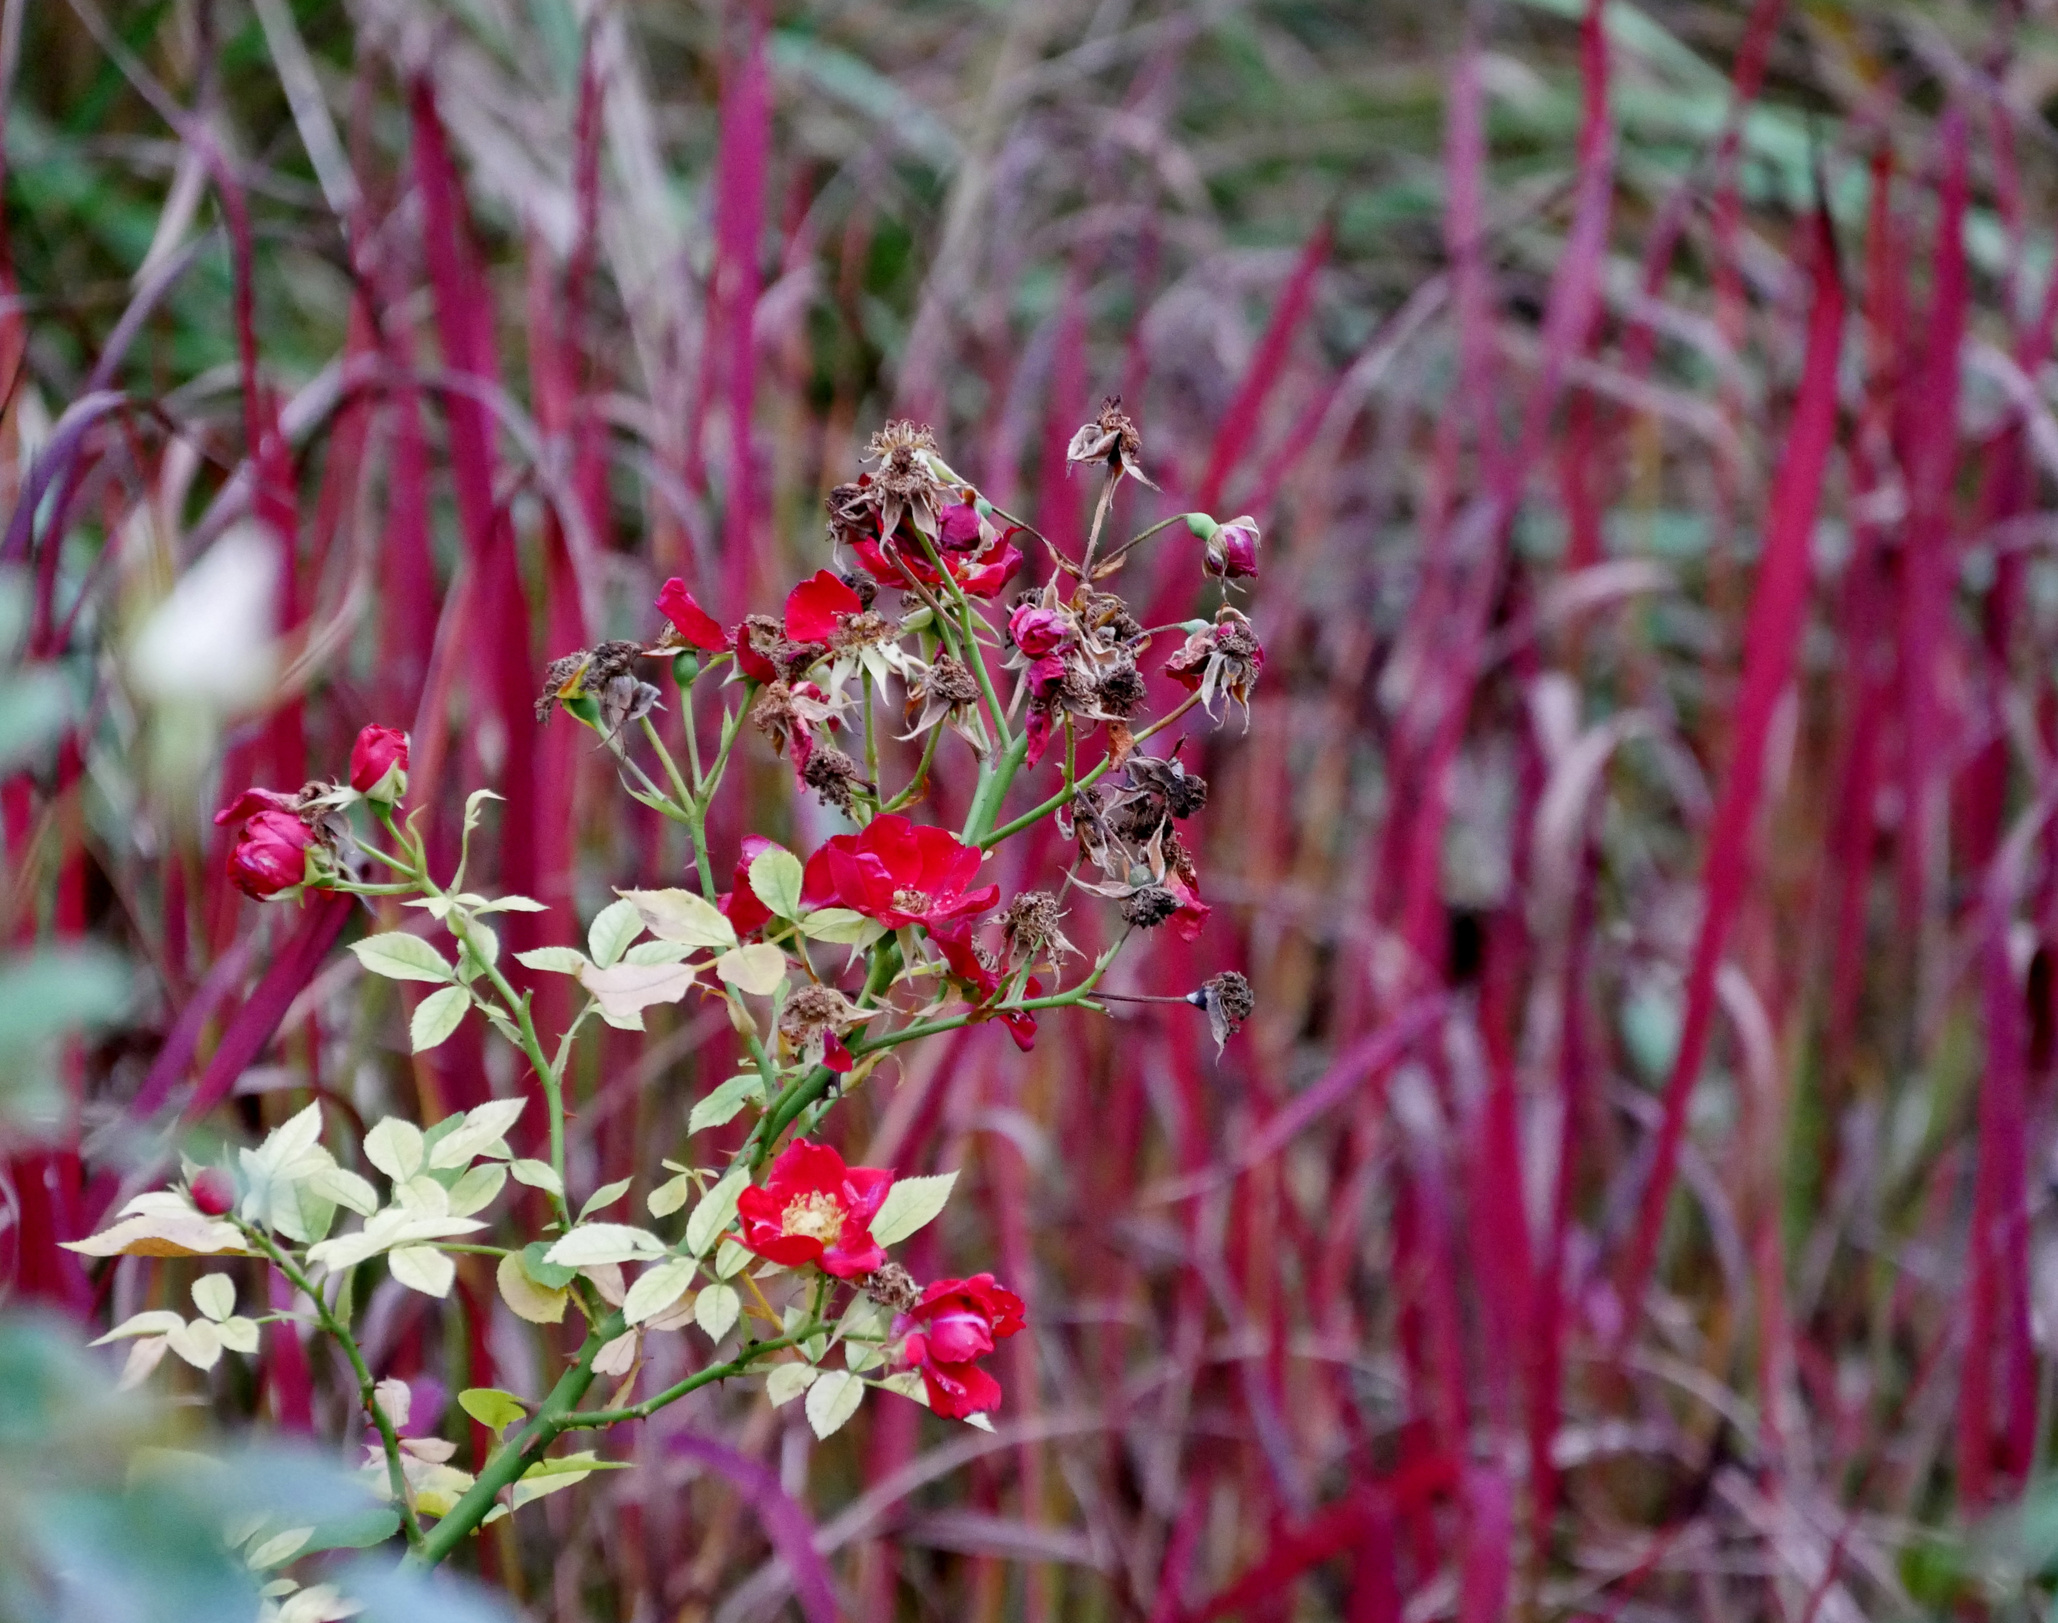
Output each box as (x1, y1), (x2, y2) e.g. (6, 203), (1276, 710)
(1095, 659), (1147, 718)
(1065, 397), (1157, 489)
(1120, 885), (1180, 929)
(829, 609), (898, 654)
(1191, 970), (1254, 1057)
(864, 1261), (921, 1312)
(780, 983), (861, 1043)
(921, 653), (981, 708)
(801, 745), (866, 812)
(842, 570), (879, 610)
(537, 650), (589, 721)
(1001, 889), (1077, 963)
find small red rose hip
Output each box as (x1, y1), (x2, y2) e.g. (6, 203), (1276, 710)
(190, 1168), (236, 1216)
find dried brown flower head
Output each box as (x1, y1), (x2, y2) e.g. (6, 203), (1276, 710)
(1190, 970), (1254, 1056)
(863, 1261), (921, 1312)
(801, 745), (867, 813)
(1065, 396), (1158, 490)
(1120, 885), (1180, 929)
(1000, 889), (1078, 965)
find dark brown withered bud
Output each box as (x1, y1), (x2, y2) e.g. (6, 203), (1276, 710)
(1000, 889), (1077, 963)
(801, 745), (867, 813)
(750, 681), (799, 746)
(1215, 619), (1262, 662)
(536, 651), (587, 721)
(1189, 970), (1254, 1057)
(1163, 827), (1200, 887)
(842, 570), (878, 610)
(780, 983), (861, 1045)
(1128, 756), (1208, 818)
(924, 653), (981, 708)
(1109, 797), (1163, 844)
(1120, 885), (1180, 929)
(864, 1261), (921, 1312)
(1095, 660), (1148, 718)
(1064, 396), (1158, 490)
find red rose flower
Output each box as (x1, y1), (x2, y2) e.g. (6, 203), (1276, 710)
(784, 570), (863, 645)
(225, 808), (317, 900)
(1008, 605), (1073, 660)
(348, 724), (410, 804)
(799, 814), (999, 932)
(848, 531), (1022, 601)
(657, 578), (728, 652)
(735, 1140), (893, 1279)
(892, 1273), (1026, 1420)
(936, 499), (986, 553)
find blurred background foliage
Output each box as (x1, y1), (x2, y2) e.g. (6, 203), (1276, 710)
(18, 0), (2058, 1619)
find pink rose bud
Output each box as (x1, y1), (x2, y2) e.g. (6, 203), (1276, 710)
(1008, 605), (1073, 660)
(1204, 515), (1260, 580)
(230, 808), (316, 900)
(349, 724), (410, 805)
(190, 1168), (236, 1216)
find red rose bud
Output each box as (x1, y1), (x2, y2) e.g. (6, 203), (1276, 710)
(1008, 605), (1073, 660)
(189, 1167), (236, 1216)
(936, 500), (986, 553)
(349, 724), (410, 804)
(657, 578), (728, 652)
(1205, 515), (1260, 580)
(229, 808), (317, 900)
(784, 570), (863, 644)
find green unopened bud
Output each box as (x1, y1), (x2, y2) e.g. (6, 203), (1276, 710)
(1183, 512), (1220, 542)
(672, 651), (700, 688)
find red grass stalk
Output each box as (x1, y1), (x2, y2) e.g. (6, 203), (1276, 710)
(1614, 210), (1846, 1340)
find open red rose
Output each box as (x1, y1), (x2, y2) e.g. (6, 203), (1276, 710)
(349, 724), (409, 804)
(784, 570), (862, 645)
(226, 808), (317, 900)
(848, 530), (1022, 601)
(657, 578), (728, 652)
(800, 814), (998, 931)
(735, 1141), (893, 1279)
(893, 1273), (1026, 1420)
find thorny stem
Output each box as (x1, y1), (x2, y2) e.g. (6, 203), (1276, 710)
(241, 1222), (426, 1554)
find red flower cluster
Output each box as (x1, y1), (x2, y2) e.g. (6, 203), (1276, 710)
(735, 1141), (892, 1280)
(893, 1273), (1026, 1419)
(800, 814), (997, 932)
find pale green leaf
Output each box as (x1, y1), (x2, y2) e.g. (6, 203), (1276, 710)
(715, 943), (787, 996)
(870, 1171), (957, 1247)
(363, 1118), (424, 1183)
(579, 1178), (633, 1219)
(447, 1162), (507, 1217)
(496, 1251), (568, 1324)
(747, 848), (805, 919)
(797, 908), (884, 946)
(694, 1282), (740, 1342)
(349, 933), (453, 984)
(587, 898), (644, 968)
(766, 1362), (818, 1408)
(190, 1274), (235, 1323)
(805, 1369), (863, 1439)
(515, 946), (589, 975)
(624, 1257), (695, 1325)
(389, 1245), (456, 1297)
(684, 1166), (748, 1257)
(458, 1387), (527, 1432)
(410, 984), (471, 1053)
(647, 1173), (692, 1217)
(509, 1159), (564, 1196)
(688, 1073), (767, 1136)
(543, 1223), (668, 1267)
(618, 887), (737, 950)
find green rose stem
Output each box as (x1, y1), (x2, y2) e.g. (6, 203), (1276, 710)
(240, 1222), (426, 1554)
(407, 1316), (821, 1568)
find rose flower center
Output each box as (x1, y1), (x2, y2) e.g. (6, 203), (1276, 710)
(780, 1191), (846, 1245)
(891, 888), (933, 914)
